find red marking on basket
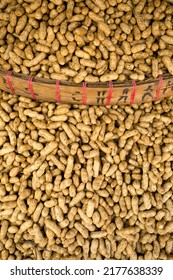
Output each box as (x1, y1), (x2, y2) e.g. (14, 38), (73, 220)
(106, 82), (113, 106)
(56, 80), (61, 104)
(6, 71), (16, 95)
(130, 80), (137, 105)
(28, 76), (36, 100)
(154, 75), (163, 101)
(82, 82), (87, 105)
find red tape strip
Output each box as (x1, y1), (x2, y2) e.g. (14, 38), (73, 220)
(82, 82), (87, 105)
(154, 75), (163, 101)
(56, 80), (61, 104)
(106, 82), (113, 106)
(130, 80), (137, 105)
(6, 71), (16, 95)
(28, 76), (36, 100)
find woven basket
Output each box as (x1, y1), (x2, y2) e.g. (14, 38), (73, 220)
(0, 69), (173, 105)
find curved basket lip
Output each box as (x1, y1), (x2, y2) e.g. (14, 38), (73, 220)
(1, 69), (173, 105)
(0, 69), (172, 88)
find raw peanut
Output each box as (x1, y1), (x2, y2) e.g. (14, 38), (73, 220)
(100, 72), (118, 82)
(97, 21), (111, 37)
(26, 0), (41, 14)
(75, 50), (90, 60)
(23, 53), (46, 67)
(152, 58), (159, 78)
(78, 209), (92, 226)
(9, 52), (22, 66)
(86, 200), (95, 218)
(15, 15), (27, 34)
(120, 22), (131, 35)
(80, 59), (96, 68)
(74, 222), (88, 239)
(50, 73), (68, 81)
(161, 35), (173, 45)
(135, 13), (146, 31)
(69, 191), (85, 207)
(92, 175), (104, 191)
(35, 44), (50, 53)
(85, 75), (99, 83)
(131, 44), (146, 54)
(19, 220), (33, 233)
(61, 68), (78, 77)
(19, 24), (32, 42)
(90, 231), (107, 238)
(66, 0), (75, 20)
(162, 56), (173, 75)
(73, 70), (88, 84)
(64, 155), (74, 179)
(45, 219), (61, 236)
(40, 141), (58, 156)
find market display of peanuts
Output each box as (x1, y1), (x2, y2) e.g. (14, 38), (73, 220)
(0, 0), (173, 83)
(0, 89), (173, 260)
(0, 0), (173, 262)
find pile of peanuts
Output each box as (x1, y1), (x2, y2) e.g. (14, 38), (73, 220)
(0, 89), (173, 260)
(0, 0), (173, 83)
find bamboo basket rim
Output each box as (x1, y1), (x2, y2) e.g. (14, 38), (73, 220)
(0, 69), (173, 105)
(1, 68), (172, 88)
